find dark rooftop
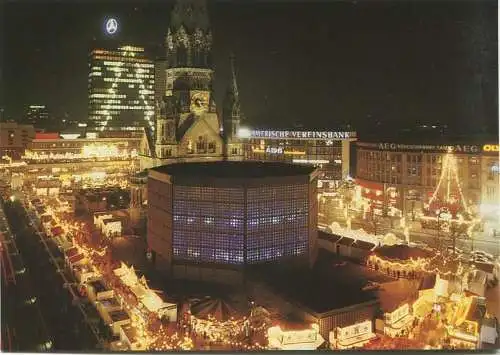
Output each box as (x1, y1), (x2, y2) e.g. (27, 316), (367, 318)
(418, 273), (437, 291)
(89, 279), (108, 293)
(151, 161), (316, 179)
(376, 279), (420, 313)
(109, 310), (129, 323)
(249, 250), (379, 314)
(352, 240), (376, 251)
(103, 218), (122, 224)
(337, 236), (355, 246)
(100, 297), (121, 308)
(318, 231), (343, 243)
(474, 261), (494, 274)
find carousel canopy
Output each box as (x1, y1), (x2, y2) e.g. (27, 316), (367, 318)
(375, 245), (433, 261)
(190, 297), (244, 322)
(425, 253), (462, 276)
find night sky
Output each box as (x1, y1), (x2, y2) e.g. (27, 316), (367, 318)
(2, 0), (498, 135)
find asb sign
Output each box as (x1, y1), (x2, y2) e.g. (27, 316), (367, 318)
(104, 18), (119, 35)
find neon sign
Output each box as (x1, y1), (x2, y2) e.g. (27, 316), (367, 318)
(243, 130), (356, 140)
(266, 147), (283, 154)
(252, 147), (306, 155)
(292, 159), (330, 164)
(483, 144), (499, 152)
(105, 18), (119, 35)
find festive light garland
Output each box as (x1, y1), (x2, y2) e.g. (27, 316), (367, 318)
(426, 150), (473, 220)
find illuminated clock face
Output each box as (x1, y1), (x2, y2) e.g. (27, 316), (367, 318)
(190, 92), (208, 114)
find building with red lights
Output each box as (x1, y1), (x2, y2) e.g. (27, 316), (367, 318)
(355, 141), (499, 220)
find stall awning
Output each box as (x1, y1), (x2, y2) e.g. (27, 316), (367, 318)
(68, 253), (85, 265)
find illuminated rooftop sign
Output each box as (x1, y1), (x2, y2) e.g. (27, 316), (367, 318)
(238, 128), (356, 140)
(483, 144), (499, 152)
(358, 142), (490, 154)
(105, 18), (119, 35)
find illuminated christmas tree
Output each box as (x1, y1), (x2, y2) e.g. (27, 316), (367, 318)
(425, 148), (471, 220)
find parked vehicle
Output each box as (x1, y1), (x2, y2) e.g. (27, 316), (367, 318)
(472, 250), (494, 261)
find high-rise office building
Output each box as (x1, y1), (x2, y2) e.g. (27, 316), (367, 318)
(25, 105), (49, 127)
(88, 45), (155, 131)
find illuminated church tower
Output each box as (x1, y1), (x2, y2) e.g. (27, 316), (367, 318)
(140, 0), (231, 170)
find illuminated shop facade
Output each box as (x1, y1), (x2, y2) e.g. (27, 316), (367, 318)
(238, 128), (357, 192)
(88, 46), (155, 131)
(147, 162), (319, 283)
(9, 131), (142, 191)
(355, 141), (500, 220)
(23, 132), (141, 163)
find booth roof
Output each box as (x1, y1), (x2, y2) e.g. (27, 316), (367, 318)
(51, 226), (64, 236)
(109, 310), (129, 322)
(474, 261), (494, 274)
(68, 253), (85, 264)
(418, 273), (437, 291)
(65, 247), (78, 258)
(375, 245), (433, 261)
(141, 290), (169, 313)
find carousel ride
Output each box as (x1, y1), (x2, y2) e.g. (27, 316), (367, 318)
(179, 297), (271, 350)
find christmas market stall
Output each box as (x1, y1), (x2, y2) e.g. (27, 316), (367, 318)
(267, 323), (325, 350)
(446, 296), (485, 349)
(113, 262), (178, 323)
(328, 319), (376, 349)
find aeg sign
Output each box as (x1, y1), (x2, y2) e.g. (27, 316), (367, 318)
(483, 144), (499, 152)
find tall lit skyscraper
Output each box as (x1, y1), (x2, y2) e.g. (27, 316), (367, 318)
(88, 45), (155, 131)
